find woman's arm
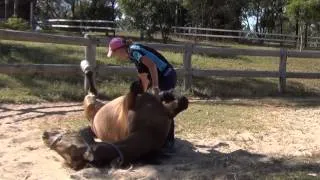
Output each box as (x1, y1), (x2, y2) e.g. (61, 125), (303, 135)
(140, 56), (159, 89)
(138, 73), (149, 91)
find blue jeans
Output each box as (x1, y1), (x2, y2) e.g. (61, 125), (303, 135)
(159, 67), (177, 92)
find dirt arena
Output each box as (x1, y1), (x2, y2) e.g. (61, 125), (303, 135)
(0, 101), (319, 180)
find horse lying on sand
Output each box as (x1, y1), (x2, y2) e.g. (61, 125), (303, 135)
(42, 80), (189, 170)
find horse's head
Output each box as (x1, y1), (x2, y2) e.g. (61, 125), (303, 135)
(42, 130), (88, 170)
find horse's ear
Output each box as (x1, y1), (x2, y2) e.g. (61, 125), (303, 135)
(130, 80), (144, 94)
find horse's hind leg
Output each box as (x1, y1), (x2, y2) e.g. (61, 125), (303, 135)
(83, 94), (105, 123)
(81, 60), (98, 96)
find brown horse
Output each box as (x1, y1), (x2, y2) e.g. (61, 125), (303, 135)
(43, 81), (188, 170)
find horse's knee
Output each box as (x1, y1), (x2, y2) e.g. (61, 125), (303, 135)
(83, 94), (97, 122)
(83, 95), (105, 122)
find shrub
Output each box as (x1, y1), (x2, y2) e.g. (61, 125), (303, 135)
(0, 16), (30, 31)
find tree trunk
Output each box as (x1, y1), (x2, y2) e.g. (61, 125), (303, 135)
(279, 6), (283, 47)
(295, 19), (299, 48)
(46, 0), (50, 19)
(280, 8), (283, 34)
(304, 23), (309, 48)
(71, 1), (75, 18)
(5, 0), (9, 19)
(255, 2), (260, 33)
(14, 0), (19, 17)
(300, 24), (303, 51)
(30, 1), (34, 30)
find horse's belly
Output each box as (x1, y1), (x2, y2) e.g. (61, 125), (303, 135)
(92, 96), (129, 142)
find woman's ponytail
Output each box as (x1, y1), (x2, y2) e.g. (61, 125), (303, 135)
(124, 39), (133, 47)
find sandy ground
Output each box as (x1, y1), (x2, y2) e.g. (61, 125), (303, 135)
(0, 101), (320, 180)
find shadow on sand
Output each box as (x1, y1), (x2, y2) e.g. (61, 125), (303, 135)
(70, 138), (320, 180)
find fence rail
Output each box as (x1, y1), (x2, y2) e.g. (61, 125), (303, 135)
(1, 29), (320, 94)
(37, 19), (116, 35)
(0, 29), (91, 45)
(34, 19), (320, 48)
(172, 26), (320, 48)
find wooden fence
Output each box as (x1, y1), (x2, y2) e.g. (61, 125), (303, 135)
(37, 19), (116, 36)
(34, 19), (320, 49)
(172, 26), (320, 49)
(1, 29), (320, 94)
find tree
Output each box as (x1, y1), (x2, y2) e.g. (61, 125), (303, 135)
(286, 0), (320, 48)
(35, 0), (71, 19)
(118, 0), (176, 43)
(85, 0), (114, 20)
(64, 0), (77, 18)
(259, 0), (287, 34)
(182, 0), (248, 29)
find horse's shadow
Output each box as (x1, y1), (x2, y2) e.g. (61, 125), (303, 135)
(71, 138), (320, 179)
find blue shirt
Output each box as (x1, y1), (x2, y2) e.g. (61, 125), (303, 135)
(128, 43), (173, 76)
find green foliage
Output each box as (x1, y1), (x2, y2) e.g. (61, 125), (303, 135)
(182, 0), (248, 29)
(35, 0), (117, 20)
(286, 0), (320, 22)
(0, 16), (30, 31)
(118, 0), (177, 43)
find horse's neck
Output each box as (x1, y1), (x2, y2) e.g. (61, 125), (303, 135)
(124, 92), (137, 111)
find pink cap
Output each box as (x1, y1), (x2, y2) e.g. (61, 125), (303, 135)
(107, 37), (125, 57)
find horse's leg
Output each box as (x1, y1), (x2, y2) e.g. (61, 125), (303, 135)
(162, 96), (189, 150)
(79, 126), (97, 145)
(83, 94), (105, 123)
(164, 118), (175, 148)
(81, 60), (98, 96)
(163, 96), (189, 118)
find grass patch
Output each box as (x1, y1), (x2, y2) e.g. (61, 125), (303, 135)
(191, 76), (320, 98)
(1, 40), (320, 103)
(175, 102), (265, 139)
(0, 73), (137, 103)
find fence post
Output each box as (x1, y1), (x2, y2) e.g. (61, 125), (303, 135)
(279, 48), (287, 94)
(183, 43), (193, 91)
(84, 34), (97, 93)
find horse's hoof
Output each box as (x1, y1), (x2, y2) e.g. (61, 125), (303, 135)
(177, 96), (189, 112)
(80, 59), (92, 74)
